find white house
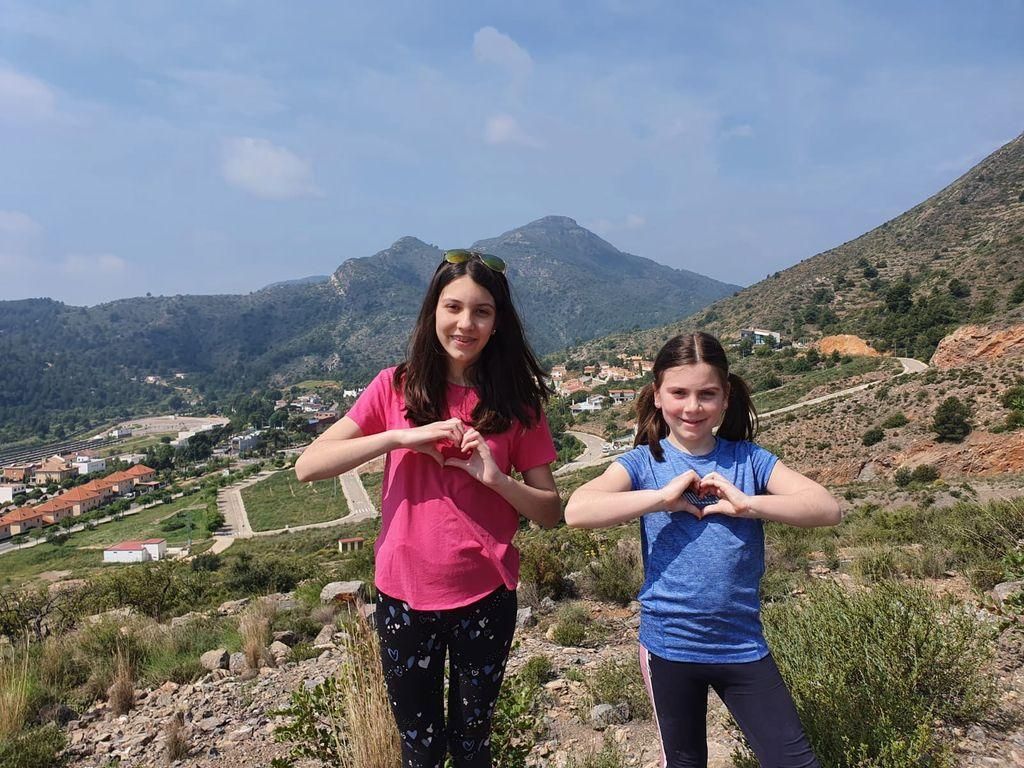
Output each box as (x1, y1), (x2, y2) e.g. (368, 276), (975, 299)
(74, 456), (106, 475)
(103, 538), (167, 564)
(0, 483), (27, 503)
(570, 395), (606, 414)
(231, 430), (262, 456)
(740, 327), (782, 346)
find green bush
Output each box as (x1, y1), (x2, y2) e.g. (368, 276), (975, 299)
(861, 428), (884, 447)
(518, 654), (555, 689)
(733, 582), (997, 768)
(932, 396), (971, 443)
(909, 464), (939, 484)
(583, 656), (651, 721)
(880, 413), (909, 429)
(0, 724), (67, 768)
(583, 539), (643, 605)
(893, 467), (913, 487)
(489, 668), (545, 768)
(550, 602), (593, 647)
(519, 539), (571, 600)
(564, 735), (629, 768)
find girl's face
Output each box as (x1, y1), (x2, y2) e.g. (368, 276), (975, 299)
(654, 362), (729, 451)
(434, 275), (497, 379)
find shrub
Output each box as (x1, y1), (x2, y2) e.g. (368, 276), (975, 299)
(519, 539), (571, 600)
(733, 582), (997, 768)
(861, 428), (884, 447)
(909, 464), (940, 484)
(583, 656), (651, 721)
(893, 467), (913, 487)
(240, 600), (277, 671)
(855, 547), (902, 583)
(932, 396), (971, 442)
(564, 735), (629, 768)
(0, 724), (67, 768)
(0, 645), (31, 739)
(107, 646), (136, 715)
(550, 602), (593, 647)
(164, 711), (189, 762)
(489, 668), (545, 768)
(583, 539), (643, 605)
(518, 654), (555, 689)
(880, 413), (908, 429)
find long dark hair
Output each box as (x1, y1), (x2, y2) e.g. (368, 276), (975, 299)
(634, 331), (757, 461)
(394, 256), (551, 433)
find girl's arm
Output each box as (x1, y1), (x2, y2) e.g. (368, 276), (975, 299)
(447, 428), (561, 528)
(564, 463), (702, 529)
(699, 461), (841, 528)
(294, 415), (464, 482)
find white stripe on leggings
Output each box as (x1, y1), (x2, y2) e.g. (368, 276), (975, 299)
(637, 643), (667, 768)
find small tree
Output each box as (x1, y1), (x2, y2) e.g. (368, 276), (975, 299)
(932, 396), (971, 443)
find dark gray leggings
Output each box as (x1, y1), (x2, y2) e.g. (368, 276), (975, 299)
(376, 586), (517, 768)
(639, 647), (820, 768)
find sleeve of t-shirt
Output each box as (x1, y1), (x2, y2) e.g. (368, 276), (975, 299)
(748, 442), (779, 494)
(344, 368), (394, 436)
(510, 410), (558, 473)
(615, 447), (648, 491)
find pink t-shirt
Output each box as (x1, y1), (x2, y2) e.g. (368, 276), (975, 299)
(346, 367), (557, 610)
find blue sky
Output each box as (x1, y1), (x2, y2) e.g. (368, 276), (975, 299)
(1, 1), (1022, 306)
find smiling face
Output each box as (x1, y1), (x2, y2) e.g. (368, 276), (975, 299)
(654, 362), (729, 454)
(434, 274), (497, 382)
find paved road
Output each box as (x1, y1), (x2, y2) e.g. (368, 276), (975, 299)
(762, 357), (928, 420)
(554, 431), (618, 476)
(214, 467), (379, 548)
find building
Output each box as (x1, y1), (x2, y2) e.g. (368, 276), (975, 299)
(740, 327), (782, 346)
(33, 497), (75, 525)
(103, 538), (167, 564)
(0, 483), (27, 503)
(0, 517), (10, 541)
(608, 389), (638, 404)
(2, 464), (36, 483)
(74, 456), (107, 475)
(231, 430), (262, 456)
(570, 395), (606, 414)
(0, 507), (46, 535)
(33, 456), (75, 485)
(338, 537), (366, 553)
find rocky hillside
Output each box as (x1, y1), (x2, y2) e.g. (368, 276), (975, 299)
(562, 132), (1024, 365)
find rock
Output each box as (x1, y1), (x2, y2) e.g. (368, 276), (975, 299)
(197, 715), (226, 732)
(590, 702), (629, 729)
(992, 580), (1024, 605)
(200, 649), (229, 671)
(516, 607), (536, 628)
(319, 580), (366, 604)
(313, 625), (336, 647)
(540, 597), (556, 612)
(229, 652), (247, 673)
(272, 630), (297, 646)
(217, 598), (250, 615)
(269, 641), (291, 659)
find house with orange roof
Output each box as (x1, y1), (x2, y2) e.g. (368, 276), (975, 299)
(103, 538), (166, 564)
(122, 464), (157, 484)
(78, 479), (115, 502)
(33, 497), (74, 525)
(57, 486), (104, 516)
(3, 463), (38, 483)
(0, 516), (10, 541)
(0, 507), (47, 535)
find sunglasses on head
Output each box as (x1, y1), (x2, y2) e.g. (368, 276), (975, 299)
(443, 249), (506, 274)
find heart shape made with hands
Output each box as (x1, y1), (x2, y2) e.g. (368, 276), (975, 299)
(680, 475), (723, 509)
(434, 439), (472, 462)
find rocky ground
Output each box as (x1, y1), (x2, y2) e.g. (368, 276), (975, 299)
(62, 589), (1024, 768)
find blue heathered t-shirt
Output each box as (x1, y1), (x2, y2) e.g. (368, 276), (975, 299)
(617, 437), (778, 663)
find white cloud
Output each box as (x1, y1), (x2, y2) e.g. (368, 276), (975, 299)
(0, 65), (56, 122)
(61, 253), (127, 275)
(484, 114), (543, 149)
(625, 213), (646, 229)
(473, 27), (533, 78)
(221, 137), (318, 200)
(0, 210), (42, 237)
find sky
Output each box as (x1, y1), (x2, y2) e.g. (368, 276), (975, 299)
(1, 1), (1022, 306)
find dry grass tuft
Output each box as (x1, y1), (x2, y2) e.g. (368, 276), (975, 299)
(0, 643), (32, 739)
(239, 598), (277, 671)
(336, 608), (401, 768)
(163, 711), (189, 762)
(107, 645), (136, 716)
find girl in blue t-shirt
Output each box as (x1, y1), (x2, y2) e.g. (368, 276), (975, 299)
(565, 331), (840, 768)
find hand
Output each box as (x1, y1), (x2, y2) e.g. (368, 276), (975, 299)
(661, 470), (705, 518)
(444, 427), (505, 486)
(396, 418), (465, 467)
(697, 472), (755, 518)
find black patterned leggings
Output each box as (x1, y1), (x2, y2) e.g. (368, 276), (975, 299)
(375, 586), (517, 768)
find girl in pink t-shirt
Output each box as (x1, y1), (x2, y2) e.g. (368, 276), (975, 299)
(295, 249), (559, 768)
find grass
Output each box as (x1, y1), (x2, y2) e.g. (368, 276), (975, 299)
(94, 433), (166, 458)
(359, 471), (383, 510)
(241, 470), (349, 531)
(0, 491), (217, 588)
(0, 645), (32, 739)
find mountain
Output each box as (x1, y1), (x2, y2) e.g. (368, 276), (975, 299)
(677, 132), (1024, 358)
(261, 275), (330, 290)
(0, 217), (737, 445)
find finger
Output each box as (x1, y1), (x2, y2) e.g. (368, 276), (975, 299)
(414, 445), (445, 466)
(444, 458), (473, 473)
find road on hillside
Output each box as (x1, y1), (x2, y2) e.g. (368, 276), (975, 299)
(762, 357), (928, 420)
(554, 431), (618, 476)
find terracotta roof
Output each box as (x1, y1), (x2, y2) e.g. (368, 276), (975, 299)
(34, 498), (72, 513)
(103, 470), (134, 483)
(81, 478), (116, 492)
(105, 541), (146, 551)
(123, 465), (156, 477)
(0, 507), (47, 523)
(61, 487), (101, 502)
(142, 538), (165, 544)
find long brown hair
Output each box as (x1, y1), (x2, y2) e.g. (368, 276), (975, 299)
(394, 256), (551, 433)
(634, 331), (757, 461)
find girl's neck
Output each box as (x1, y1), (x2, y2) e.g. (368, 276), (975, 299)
(666, 432), (717, 456)
(446, 361), (472, 387)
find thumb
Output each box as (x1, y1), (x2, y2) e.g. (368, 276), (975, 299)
(414, 444), (444, 467)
